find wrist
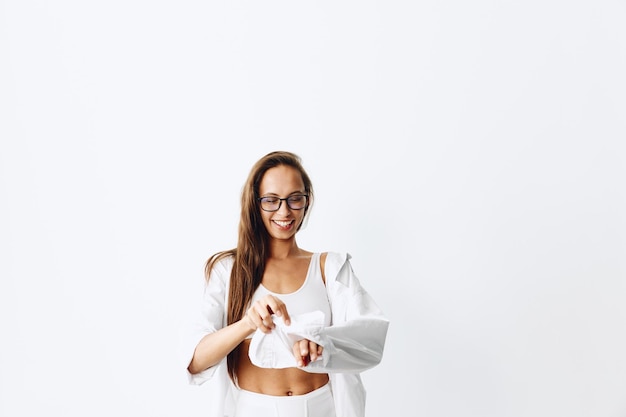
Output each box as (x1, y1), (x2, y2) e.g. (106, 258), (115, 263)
(240, 315), (256, 335)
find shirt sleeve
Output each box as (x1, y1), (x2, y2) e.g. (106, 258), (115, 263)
(305, 252), (390, 373)
(179, 256), (232, 385)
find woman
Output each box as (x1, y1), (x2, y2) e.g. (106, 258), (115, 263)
(183, 151), (389, 417)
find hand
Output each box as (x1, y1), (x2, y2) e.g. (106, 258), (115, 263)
(293, 339), (323, 367)
(244, 294), (291, 334)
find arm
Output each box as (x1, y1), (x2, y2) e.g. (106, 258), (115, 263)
(180, 256), (234, 384)
(188, 294), (293, 374)
(187, 319), (253, 374)
(182, 256), (293, 383)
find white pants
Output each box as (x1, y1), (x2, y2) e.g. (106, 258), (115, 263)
(234, 383), (336, 417)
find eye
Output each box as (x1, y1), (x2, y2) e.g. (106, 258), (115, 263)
(261, 197), (279, 204)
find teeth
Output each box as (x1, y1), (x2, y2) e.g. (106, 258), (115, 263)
(274, 220), (292, 227)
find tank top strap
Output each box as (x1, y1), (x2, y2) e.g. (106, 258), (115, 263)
(307, 252), (324, 286)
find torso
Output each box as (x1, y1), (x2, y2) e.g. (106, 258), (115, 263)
(235, 340), (329, 395)
(235, 251), (330, 396)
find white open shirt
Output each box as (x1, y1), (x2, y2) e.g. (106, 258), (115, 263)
(180, 252), (390, 417)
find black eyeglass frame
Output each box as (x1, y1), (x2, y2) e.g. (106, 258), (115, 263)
(257, 194), (309, 212)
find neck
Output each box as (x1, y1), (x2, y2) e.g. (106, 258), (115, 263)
(268, 238), (301, 260)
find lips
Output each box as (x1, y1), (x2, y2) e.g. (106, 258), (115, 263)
(273, 220), (294, 228)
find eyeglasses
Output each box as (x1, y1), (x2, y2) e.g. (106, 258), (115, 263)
(258, 194), (308, 212)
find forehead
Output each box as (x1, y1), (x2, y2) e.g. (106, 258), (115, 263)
(259, 165), (305, 194)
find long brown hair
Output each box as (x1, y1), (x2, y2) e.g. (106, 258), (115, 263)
(204, 151), (314, 382)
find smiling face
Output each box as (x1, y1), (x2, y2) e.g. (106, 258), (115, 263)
(258, 164), (308, 241)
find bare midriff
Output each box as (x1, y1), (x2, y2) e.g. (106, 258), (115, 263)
(235, 339), (329, 396)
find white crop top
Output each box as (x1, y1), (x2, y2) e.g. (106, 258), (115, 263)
(247, 253), (332, 339)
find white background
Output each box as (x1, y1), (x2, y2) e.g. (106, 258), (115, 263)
(1, 1), (625, 416)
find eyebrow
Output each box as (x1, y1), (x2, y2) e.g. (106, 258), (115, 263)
(259, 191), (306, 197)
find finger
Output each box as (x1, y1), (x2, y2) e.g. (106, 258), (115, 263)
(257, 318), (272, 333)
(299, 339), (310, 357)
(292, 343), (301, 365)
(254, 301), (275, 330)
(281, 308), (291, 326)
(309, 341), (319, 361)
(266, 298), (291, 326)
(295, 339), (311, 366)
(248, 304), (273, 333)
(298, 339), (311, 366)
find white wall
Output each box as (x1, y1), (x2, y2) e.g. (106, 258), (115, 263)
(1, 1), (625, 416)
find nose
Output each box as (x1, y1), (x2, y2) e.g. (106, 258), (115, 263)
(276, 199), (292, 215)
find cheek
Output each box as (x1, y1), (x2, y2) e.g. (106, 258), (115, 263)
(296, 211), (307, 228)
(260, 212), (273, 226)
